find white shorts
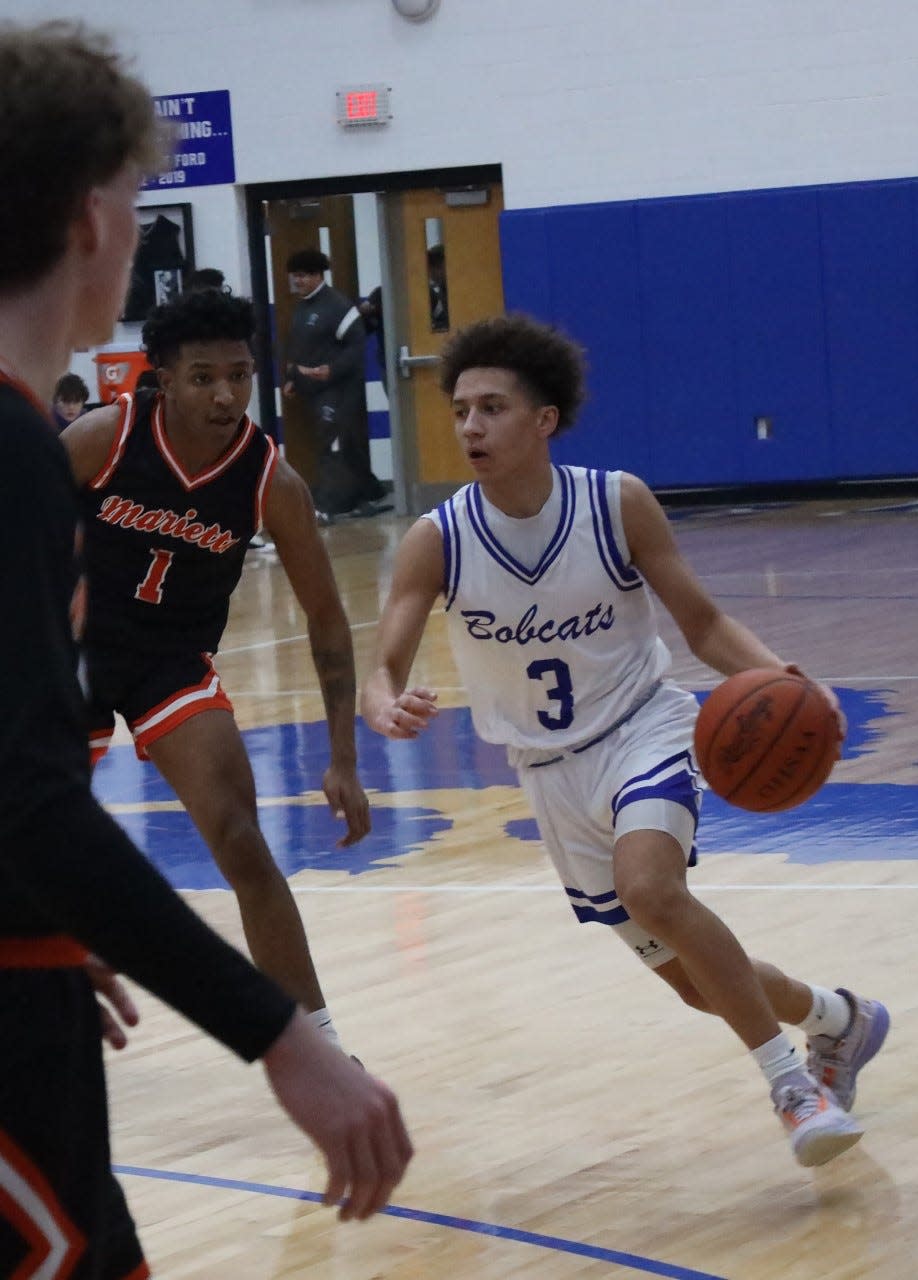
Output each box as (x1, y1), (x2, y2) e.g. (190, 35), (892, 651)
(513, 681), (704, 969)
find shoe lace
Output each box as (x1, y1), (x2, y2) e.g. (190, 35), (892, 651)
(777, 1084), (824, 1124)
(810, 1033), (846, 1063)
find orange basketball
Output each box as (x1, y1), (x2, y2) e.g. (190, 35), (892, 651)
(694, 669), (841, 812)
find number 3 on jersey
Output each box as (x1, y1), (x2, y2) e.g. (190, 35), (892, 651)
(526, 657), (574, 730)
(135, 547), (175, 604)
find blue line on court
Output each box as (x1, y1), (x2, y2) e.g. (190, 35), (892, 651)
(114, 1164), (727, 1279)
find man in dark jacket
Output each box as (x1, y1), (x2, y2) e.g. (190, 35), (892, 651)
(283, 249), (384, 519)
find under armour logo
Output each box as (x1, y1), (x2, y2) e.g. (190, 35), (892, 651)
(635, 940), (663, 958)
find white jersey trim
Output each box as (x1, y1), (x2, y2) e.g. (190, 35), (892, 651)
(436, 500), (462, 609)
(587, 469), (643, 592)
(89, 393), (137, 490)
(0, 1141), (81, 1277)
(466, 466), (576, 584)
(152, 399), (256, 492)
(132, 672), (222, 737)
(255, 436), (279, 532)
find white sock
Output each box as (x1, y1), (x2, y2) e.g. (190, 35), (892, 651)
(752, 1031), (806, 1088)
(799, 986), (851, 1040)
(306, 1007), (343, 1051)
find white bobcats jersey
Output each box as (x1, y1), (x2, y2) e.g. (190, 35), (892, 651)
(426, 466), (671, 750)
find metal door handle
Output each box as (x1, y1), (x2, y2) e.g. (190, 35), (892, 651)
(398, 344), (441, 379)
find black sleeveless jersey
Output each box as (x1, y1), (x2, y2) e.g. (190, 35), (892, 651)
(81, 390), (278, 656)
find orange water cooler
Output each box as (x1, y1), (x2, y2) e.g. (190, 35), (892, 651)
(93, 346), (152, 404)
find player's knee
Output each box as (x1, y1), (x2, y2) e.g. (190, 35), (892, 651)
(618, 877), (687, 937)
(209, 812), (275, 888)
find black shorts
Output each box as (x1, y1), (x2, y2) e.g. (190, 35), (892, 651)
(0, 950), (148, 1278)
(85, 647), (233, 763)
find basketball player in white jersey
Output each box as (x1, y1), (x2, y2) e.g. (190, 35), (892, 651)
(362, 313), (888, 1168)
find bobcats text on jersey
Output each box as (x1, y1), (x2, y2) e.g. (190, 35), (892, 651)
(459, 600), (616, 645)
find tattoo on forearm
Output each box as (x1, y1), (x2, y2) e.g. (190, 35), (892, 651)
(311, 645), (357, 710)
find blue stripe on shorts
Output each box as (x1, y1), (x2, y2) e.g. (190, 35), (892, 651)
(611, 749), (703, 867)
(565, 886), (631, 926)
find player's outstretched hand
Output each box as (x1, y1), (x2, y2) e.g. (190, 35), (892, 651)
(323, 763), (372, 847)
(262, 1010), (414, 1220)
(84, 954), (140, 1051)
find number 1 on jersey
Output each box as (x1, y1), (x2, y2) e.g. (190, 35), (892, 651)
(135, 547), (174, 604)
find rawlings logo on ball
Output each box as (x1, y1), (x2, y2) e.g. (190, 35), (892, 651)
(716, 695), (774, 768)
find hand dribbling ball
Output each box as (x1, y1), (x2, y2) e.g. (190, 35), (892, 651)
(694, 669), (841, 812)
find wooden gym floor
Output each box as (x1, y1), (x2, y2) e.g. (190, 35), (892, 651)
(94, 495), (918, 1279)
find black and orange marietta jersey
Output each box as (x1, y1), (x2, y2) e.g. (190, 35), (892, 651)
(81, 390), (278, 656)
(0, 373), (295, 1066)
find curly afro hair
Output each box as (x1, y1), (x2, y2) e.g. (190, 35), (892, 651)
(438, 313), (586, 435)
(142, 289), (255, 367)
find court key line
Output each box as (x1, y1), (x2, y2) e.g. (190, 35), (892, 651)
(218, 607), (447, 656)
(171, 882), (918, 895)
(113, 1164), (727, 1280)
(279, 883), (918, 894)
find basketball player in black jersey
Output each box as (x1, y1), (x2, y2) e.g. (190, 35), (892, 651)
(0, 22), (411, 1276)
(62, 288), (368, 1051)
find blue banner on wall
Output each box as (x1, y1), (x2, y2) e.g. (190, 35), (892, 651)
(143, 90), (235, 190)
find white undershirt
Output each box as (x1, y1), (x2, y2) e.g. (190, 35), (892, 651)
(478, 466), (563, 569)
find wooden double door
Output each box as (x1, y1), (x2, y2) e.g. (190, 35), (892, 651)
(264, 195), (363, 491)
(261, 175), (504, 513)
(379, 183), (505, 511)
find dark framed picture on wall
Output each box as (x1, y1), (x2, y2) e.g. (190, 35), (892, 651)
(121, 202), (196, 322)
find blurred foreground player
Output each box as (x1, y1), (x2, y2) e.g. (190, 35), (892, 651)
(0, 20), (412, 1277)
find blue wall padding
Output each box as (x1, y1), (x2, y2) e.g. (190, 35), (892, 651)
(727, 188), (833, 482)
(545, 202), (651, 478)
(820, 181), (918, 479)
(636, 195), (738, 486)
(499, 207), (553, 320)
(500, 176), (918, 487)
